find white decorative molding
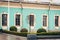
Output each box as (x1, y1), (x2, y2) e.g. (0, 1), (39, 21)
(54, 15), (59, 27)
(28, 13), (36, 27)
(0, 5), (60, 10)
(17, 27), (21, 32)
(42, 14), (48, 27)
(42, 27), (47, 29)
(42, 14), (48, 32)
(55, 27), (59, 29)
(59, 16), (60, 26)
(1, 12), (9, 30)
(14, 12), (22, 27)
(28, 13), (36, 33)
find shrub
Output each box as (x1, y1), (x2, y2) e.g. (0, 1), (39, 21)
(20, 28), (28, 32)
(0, 29), (3, 32)
(37, 28), (46, 33)
(37, 32), (60, 35)
(1, 30), (60, 37)
(10, 26), (17, 32)
(2, 30), (27, 37)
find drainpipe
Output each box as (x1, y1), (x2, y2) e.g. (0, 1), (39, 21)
(19, 1), (23, 31)
(48, 2), (50, 32)
(8, 1), (10, 31)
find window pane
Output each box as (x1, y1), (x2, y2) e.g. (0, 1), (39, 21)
(43, 15), (47, 26)
(29, 15), (34, 26)
(55, 16), (59, 26)
(2, 14), (7, 26)
(15, 14), (20, 26)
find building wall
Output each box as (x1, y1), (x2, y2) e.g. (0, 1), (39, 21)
(0, 2), (60, 32)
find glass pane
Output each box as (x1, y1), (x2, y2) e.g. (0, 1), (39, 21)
(43, 15), (47, 26)
(15, 14), (20, 26)
(2, 14), (7, 26)
(55, 16), (59, 26)
(29, 15), (34, 26)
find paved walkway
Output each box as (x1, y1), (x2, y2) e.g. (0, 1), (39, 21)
(0, 33), (27, 40)
(0, 33), (60, 40)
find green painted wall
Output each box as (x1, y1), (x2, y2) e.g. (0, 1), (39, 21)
(0, 7), (8, 29)
(49, 10), (60, 30)
(0, 7), (60, 31)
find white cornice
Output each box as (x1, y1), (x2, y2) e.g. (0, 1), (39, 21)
(0, 4), (60, 10)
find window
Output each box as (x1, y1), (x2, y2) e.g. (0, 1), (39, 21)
(15, 14), (20, 26)
(29, 15), (34, 26)
(2, 14), (7, 26)
(43, 15), (47, 26)
(55, 16), (59, 26)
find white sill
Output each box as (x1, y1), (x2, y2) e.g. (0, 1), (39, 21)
(2, 27), (7, 30)
(55, 27), (59, 29)
(15, 26), (20, 27)
(42, 27), (47, 29)
(30, 26), (34, 29)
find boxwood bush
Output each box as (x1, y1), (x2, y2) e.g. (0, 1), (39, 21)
(0, 29), (3, 32)
(20, 28), (28, 32)
(2, 30), (27, 37)
(37, 28), (46, 33)
(1, 29), (60, 37)
(10, 26), (17, 32)
(37, 32), (60, 35)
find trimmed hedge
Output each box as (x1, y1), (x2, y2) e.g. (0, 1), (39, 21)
(2, 30), (60, 36)
(10, 26), (17, 32)
(37, 32), (60, 35)
(1, 29), (60, 37)
(20, 28), (28, 32)
(37, 28), (46, 33)
(2, 30), (27, 37)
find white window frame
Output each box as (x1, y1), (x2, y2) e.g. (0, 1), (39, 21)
(28, 13), (36, 29)
(59, 16), (60, 27)
(42, 14), (48, 27)
(54, 15), (59, 29)
(42, 14), (48, 30)
(14, 13), (22, 27)
(1, 12), (9, 30)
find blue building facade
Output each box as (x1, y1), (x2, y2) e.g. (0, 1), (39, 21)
(0, 1), (60, 33)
